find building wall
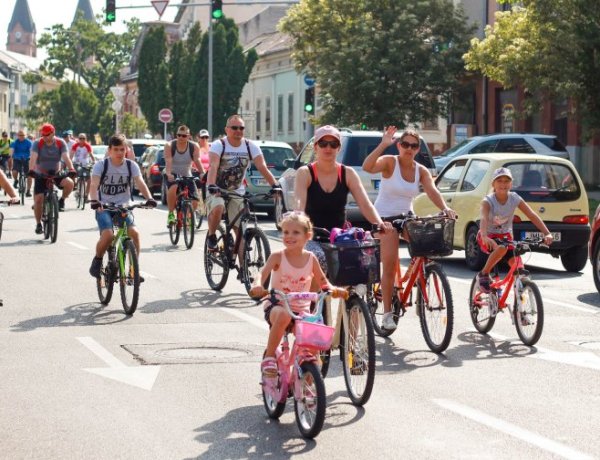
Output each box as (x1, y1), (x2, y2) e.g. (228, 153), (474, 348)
(0, 79), (10, 133)
(6, 23), (36, 58)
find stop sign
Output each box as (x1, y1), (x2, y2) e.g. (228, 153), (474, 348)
(158, 108), (173, 123)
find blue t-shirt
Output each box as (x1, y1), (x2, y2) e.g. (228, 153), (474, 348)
(10, 138), (33, 160)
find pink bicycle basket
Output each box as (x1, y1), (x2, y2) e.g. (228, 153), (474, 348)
(294, 321), (335, 351)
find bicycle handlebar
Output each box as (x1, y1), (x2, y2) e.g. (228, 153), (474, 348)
(209, 186), (281, 201)
(100, 203), (155, 212)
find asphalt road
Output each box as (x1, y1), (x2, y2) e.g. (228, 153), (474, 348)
(1, 195), (599, 459)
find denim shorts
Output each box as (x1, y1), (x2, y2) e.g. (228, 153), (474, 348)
(95, 209), (135, 232)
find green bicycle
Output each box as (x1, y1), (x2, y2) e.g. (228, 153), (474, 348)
(95, 203), (151, 315)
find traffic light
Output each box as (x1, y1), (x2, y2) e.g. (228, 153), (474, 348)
(106, 0), (116, 23)
(211, 0), (223, 19)
(360, 123), (367, 130)
(304, 87), (315, 115)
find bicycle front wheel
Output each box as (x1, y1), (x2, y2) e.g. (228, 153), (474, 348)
(294, 361), (326, 439)
(0, 211), (4, 241)
(77, 179), (85, 209)
(242, 228), (271, 294)
(182, 201), (195, 249)
(19, 175), (25, 205)
(119, 239), (140, 315)
(367, 283), (401, 338)
(417, 263), (454, 353)
(204, 224), (229, 290)
(318, 296), (332, 378)
(44, 193), (59, 243)
(469, 276), (496, 334)
(513, 278), (544, 346)
(341, 295), (376, 406)
(168, 208), (181, 246)
(96, 249), (116, 305)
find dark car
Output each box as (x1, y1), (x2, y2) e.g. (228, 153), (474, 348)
(589, 203), (600, 292)
(140, 147), (165, 199)
(275, 128), (436, 226)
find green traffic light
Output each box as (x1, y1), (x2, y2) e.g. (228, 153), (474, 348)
(212, 9), (223, 19)
(106, 12), (115, 22)
(304, 104), (313, 113)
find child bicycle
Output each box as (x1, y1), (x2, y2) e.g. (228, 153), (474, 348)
(168, 176), (197, 249)
(260, 288), (339, 439)
(366, 213), (455, 353)
(95, 203), (152, 315)
(469, 237), (545, 346)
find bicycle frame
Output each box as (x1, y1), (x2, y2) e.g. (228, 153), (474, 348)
(110, 217), (130, 276)
(221, 191), (259, 264)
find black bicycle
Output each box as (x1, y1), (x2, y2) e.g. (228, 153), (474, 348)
(16, 162), (27, 205)
(74, 164), (92, 210)
(35, 173), (60, 243)
(203, 188), (277, 294)
(168, 177), (196, 249)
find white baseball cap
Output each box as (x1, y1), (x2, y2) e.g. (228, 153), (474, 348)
(492, 167), (513, 181)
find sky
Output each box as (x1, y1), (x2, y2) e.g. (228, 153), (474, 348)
(1, 0), (177, 53)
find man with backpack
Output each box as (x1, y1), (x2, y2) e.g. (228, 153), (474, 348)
(164, 124), (205, 226)
(88, 134), (156, 278)
(205, 114), (279, 250)
(29, 123), (76, 234)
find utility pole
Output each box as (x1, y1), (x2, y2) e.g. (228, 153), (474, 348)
(208, 13), (213, 137)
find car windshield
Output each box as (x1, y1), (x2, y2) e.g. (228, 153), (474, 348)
(257, 147), (295, 171)
(133, 144), (150, 158)
(439, 139), (471, 158)
(508, 162), (580, 201)
(156, 150), (165, 167)
(343, 136), (431, 167)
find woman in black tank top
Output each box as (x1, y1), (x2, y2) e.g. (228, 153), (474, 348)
(305, 162), (349, 229)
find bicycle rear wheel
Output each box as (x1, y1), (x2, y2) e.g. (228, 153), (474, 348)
(469, 276), (497, 333)
(19, 174), (25, 205)
(341, 295), (376, 406)
(513, 278), (544, 346)
(367, 283), (401, 338)
(182, 201), (195, 249)
(168, 207), (181, 245)
(195, 200), (205, 230)
(241, 227), (271, 294)
(294, 361), (326, 439)
(96, 248), (115, 305)
(119, 239), (140, 315)
(204, 224), (229, 290)
(417, 263), (453, 353)
(0, 211), (4, 241)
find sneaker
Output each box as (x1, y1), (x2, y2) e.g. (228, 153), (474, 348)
(167, 211), (176, 226)
(26, 191), (31, 197)
(382, 312), (397, 331)
(478, 272), (491, 293)
(35, 223), (43, 234)
(89, 256), (103, 278)
(58, 197), (65, 212)
(207, 234), (218, 250)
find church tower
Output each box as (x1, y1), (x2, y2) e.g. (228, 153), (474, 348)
(72, 0), (95, 25)
(7, 0), (37, 57)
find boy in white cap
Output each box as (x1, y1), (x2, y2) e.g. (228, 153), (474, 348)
(477, 167), (553, 293)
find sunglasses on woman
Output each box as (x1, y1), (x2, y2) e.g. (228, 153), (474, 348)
(316, 139), (340, 149)
(398, 141), (420, 150)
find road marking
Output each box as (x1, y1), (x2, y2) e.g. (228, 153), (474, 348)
(448, 275), (598, 314)
(140, 271), (157, 279)
(218, 307), (268, 331)
(433, 399), (593, 460)
(67, 241), (88, 250)
(77, 336), (161, 391)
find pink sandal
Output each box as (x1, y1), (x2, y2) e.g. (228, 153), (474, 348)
(261, 357), (278, 379)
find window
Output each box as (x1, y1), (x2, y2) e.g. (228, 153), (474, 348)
(436, 159), (467, 193)
(534, 137), (568, 152)
(495, 138), (535, 153)
(510, 162), (580, 202)
(288, 93), (294, 133)
(277, 94), (284, 134)
(256, 99), (261, 133)
(469, 139), (498, 154)
(422, 117), (439, 130)
(460, 160), (489, 192)
(265, 96), (271, 134)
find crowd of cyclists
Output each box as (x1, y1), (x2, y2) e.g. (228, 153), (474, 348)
(1, 116), (555, 415)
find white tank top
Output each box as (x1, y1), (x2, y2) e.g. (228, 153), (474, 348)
(374, 158), (421, 217)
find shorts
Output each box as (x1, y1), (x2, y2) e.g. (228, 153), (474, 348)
(478, 232), (514, 264)
(95, 209), (135, 232)
(0, 155), (9, 169)
(12, 159), (29, 174)
(166, 176), (199, 201)
(33, 175), (66, 195)
(306, 239), (327, 274)
(205, 193), (244, 222)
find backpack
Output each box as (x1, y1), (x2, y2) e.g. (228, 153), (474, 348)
(98, 157), (133, 202)
(218, 138), (253, 160)
(35, 138), (66, 163)
(169, 140), (194, 160)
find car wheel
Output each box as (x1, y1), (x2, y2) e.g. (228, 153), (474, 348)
(593, 242), (600, 293)
(465, 225), (486, 271)
(274, 193), (286, 231)
(561, 244), (587, 272)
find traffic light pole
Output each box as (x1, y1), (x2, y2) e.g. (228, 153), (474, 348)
(208, 13), (213, 137)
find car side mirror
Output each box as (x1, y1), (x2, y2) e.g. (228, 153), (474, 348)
(283, 158), (296, 169)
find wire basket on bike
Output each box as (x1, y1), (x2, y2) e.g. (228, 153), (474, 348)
(322, 239), (380, 286)
(405, 216), (454, 258)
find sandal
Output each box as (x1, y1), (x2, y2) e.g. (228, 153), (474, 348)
(261, 357), (278, 379)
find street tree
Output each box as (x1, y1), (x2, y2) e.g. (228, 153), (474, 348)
(120, 112), (148, 138)
(464, 0), (600, 138)
(280, 0), (473, 129)
(138, 25), (171, 135)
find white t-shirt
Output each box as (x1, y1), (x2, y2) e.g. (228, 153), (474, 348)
(209, 138), (263, 194)
(92, 158), (141, 205)
(71, 142), (92, 165)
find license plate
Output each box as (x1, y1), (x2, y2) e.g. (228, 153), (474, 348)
(252, 178), (269, 186)
(521, 231), (561, 242)
(373, 180), (380, 191)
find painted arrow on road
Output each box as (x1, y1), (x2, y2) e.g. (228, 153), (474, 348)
(77, 337), (160, 391)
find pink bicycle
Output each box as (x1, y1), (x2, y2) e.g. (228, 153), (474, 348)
(261, 289), (338, 439)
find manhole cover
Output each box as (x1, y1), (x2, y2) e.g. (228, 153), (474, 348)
(123, 342), (264, 365)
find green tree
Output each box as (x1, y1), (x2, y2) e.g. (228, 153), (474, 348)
(464, 0), (600, 138)
(138, 25), (170, 134)
(120, 112), (148, 138)
(280, 0), (473, 129)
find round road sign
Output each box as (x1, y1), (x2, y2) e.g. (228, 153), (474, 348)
(158, 108), (173, 123)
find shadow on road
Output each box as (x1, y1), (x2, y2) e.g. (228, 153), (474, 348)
(141, 289), (255, 314)
(576, 292), (600, 309)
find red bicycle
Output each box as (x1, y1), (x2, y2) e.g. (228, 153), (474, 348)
(168, 177), (196, 249)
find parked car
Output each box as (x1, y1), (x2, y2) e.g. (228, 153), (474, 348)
(414, 153), (590, 272)
(139, 146), (165, 199)
(589, 203), (600, 292)
(276, 128), (436, 226)
(246, 140), (296, 216)
(434, 133), (570, 173)
(129, 138), (166, 162)
(92, 145), (108, 162)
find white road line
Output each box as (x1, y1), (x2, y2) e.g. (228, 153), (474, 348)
(219, 307), (268, 331)
(433, 399), (593, 460)
(448, 275), (598, 314)
(139, 271), (157, 279)
(67, 241), (88, 250)
(77, 336), (124, 367)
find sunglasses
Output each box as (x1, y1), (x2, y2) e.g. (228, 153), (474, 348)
(228, 126), (245, 131)
(18, 134), (25, 137)
(399, 141), (420, 150)
(317, 139), (340, 149)
(79, 137), (86, 140)
(177, 133), (188, 137)
(200, 136), (209, 139)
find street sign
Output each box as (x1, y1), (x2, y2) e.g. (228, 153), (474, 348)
(158, 108), (173, 123)
(151, 0), (169, 17)
(304, 75), (315, 87)
(110, 86), (124, 99)
(111, 100), (122, 112)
